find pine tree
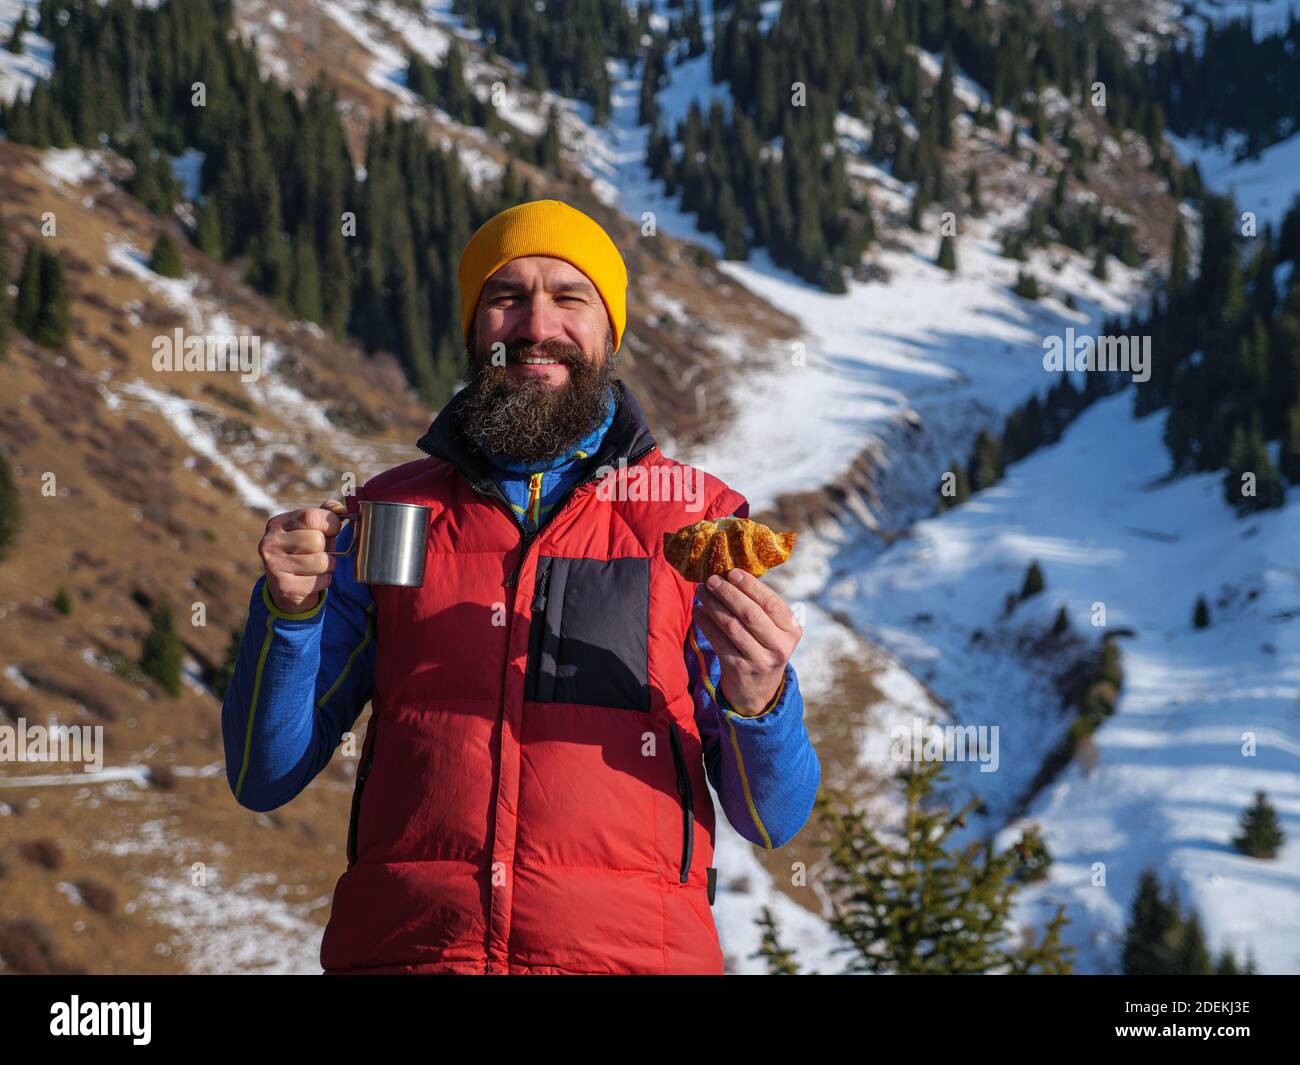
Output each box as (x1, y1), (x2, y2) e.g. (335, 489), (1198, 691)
(139, 598), (184, 698)
(751, 905), (803, 975)
(1192, 595), (1210, 629)
(1169, 215), (1189, 295)
(1233, 791), (1285, 859)
(1214, 948), (1241, 975)
(937, 233), (957, 272)
(1092, 246), (1109, 281)
(968, 429), (1004, 492)
(0, 207), (9, 357)
(31, 250), (70, 348)
(290, 226), (323, 323)
(813, 760), (1073, 973)
(936, 49), (956, 149)
(1021, 560), (1045, 599)
(210, 625), (243, 701)
(194, 199), (223, 257)
(1011, 825), (1052, 883)
(1223, 424), (1285, 513)
(1280, 402), (1300, 483)
(535, 103), (562, 172)
(1051, 605), (1070, 636)
(1175, 911), (1213, 975)
(0, 449), (21, 561)
(149, 231), (183, 278)
(1122, 870), (1180, 974)
(53, 586), (73, 616)
(1013, 269), (1040, 300)
(13, 244), (42, 336)
(937, 459), (971, 511)
(6, 9), (27, 55)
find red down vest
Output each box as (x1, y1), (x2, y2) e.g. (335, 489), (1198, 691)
(319, 380), (747, 974)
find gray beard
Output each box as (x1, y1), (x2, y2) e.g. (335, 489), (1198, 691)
(458, 329), (617, 462)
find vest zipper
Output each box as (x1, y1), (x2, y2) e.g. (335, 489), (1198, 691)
(497, 442), (659, 590)
(531, 563), (552, 613)
(413, 436), (658, 968)
(347, 737), (377, 867)
(667, 722), (694, 884)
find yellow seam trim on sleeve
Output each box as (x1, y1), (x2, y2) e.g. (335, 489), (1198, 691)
(316, 603), (377, 711)
(725, 672), (786, 721)
(263, 581), (328, 621)
(234, 618), (277, 803)
(724, 716), (774, 849)
(687, 627), (719, 703)
(689, 629), (773, 848)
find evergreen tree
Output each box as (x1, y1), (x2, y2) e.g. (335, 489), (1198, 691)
(1122, 870), (1180, 974)
(968, 429), (1004, 492)
(813, 760), (1073, 973)
(1175, 911), (1214, 975)
(1021, 560), (1045, 599)
(1169, 215), (1189, 294)
(1214, 948), (1240, 975)
(52, 586), (73, 616)
(1013, 270), (1040, 300)
(1092, 246), (1109, 281)
(1051, 605), (1070, 636)
(139, 598), (184, 698)
(1280, 402), (1300, 483)
(0, 207), (9, 357)
(535, 103), (562, 171)
(1223, 424), (1285, 513)
(6, 9), (26, 55)
(0, 450), (20, 561)
(937, 233), (957, 272)
(30, 249), (70, 349)
(13, 243), (42, 336)
(936, 49), (957, 149)
(1192, 595), (1210, 629)
(1011, 825), (1052, 883)
(194, 199), (223, 258)
(937, 459), (971, 511)
(149, 231), (183, 278)
(751, 905), (803, 975)
(210, 625), (243, 701)
(1233, 791), (1285, 859)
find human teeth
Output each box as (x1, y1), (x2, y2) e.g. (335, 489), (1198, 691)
(517, 356), (559, 364)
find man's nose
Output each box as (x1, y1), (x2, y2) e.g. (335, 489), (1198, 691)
(515, 292), (564, 340)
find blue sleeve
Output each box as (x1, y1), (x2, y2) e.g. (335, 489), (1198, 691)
(221, 520), (377, 812)
(687, 608), (820, 850)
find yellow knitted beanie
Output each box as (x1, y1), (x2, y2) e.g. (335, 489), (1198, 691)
(458, 199), (628, 352)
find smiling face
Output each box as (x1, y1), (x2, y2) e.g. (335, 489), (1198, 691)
(459, 256), (618, 461)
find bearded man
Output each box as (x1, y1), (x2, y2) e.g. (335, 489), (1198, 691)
(222, 199), (821, 975)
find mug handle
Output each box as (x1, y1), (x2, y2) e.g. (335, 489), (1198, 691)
(323, 500), (357, 558)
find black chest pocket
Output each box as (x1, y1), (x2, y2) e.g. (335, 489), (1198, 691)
(524, 556), (651, 712)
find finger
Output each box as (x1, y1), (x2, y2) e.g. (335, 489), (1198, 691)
(279, 529), (327, 555)
(320, 498), (353, 518)
(695, 588), (767, 660)
(280, 551), (333, 577)
(693, 610), (744, 662)
(700, 575), (786, 653)
(721, 569), (800, 632)
(281, 507), (343, 536)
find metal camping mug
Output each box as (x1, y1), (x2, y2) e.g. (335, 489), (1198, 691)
(326, 500), (431, 587)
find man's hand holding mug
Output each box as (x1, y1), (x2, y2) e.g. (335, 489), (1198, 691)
(257, 499), (351, 614)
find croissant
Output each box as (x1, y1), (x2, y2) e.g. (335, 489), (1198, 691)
(662, 517), (797, 581)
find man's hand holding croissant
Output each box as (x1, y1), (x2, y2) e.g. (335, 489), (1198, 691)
(693, 569), (802, 716)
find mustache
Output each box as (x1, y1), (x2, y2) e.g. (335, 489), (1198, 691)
(476, 338), (584, 368)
